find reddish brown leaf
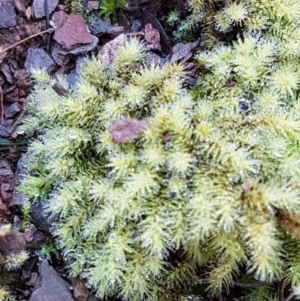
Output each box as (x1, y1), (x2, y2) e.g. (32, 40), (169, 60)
(109, 118), (148, 144)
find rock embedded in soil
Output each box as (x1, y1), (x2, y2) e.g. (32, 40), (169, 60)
(88, 18), (113, 36)
(54, 14), (94, 51)
(55, 35), (99, 56)
(5, 102), (21, 118)
(0, 2), (17, 29)
(168, 40), (200, 64)
(32, 0), (59, 18)
(50, 10), (68, 30)
(0, 228), (26, 256)
(29, 260), (75, 301)
(24, 48), (56, 72)
(30, 201), (56, 233)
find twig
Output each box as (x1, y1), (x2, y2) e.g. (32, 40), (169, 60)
(285, 292), (295, 301)
(233, 278), (278, 289)
(0, 85), (3, 124)
(0, 28), (54, 55)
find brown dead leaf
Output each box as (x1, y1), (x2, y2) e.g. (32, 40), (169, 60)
(73, 277), (89, 301)
(109, 118), (148, 144)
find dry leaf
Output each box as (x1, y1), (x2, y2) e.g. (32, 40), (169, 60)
(109, 118), (148, 144)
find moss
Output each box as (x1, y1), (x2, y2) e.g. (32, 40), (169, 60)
(19, 1), (300, 298)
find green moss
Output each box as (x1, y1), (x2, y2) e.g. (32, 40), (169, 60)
(19, 1), (300, 298)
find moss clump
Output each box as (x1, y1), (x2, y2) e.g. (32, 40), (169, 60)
(19, 25), (300, 300)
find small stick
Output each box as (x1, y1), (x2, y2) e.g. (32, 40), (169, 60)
(0, 28), (54, 55)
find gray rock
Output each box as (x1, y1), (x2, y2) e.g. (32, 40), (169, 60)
(0, 125), (9, 138)
(56, 35), (98, 56)
(29, 260), (74, 301)
(129, 20), (141, 33)
(30, 201), (56, 233)
(89, 18), (112, 36)
(9, 189), (27, 208)
(51, 46), (70, 66)
(66, 70), (79, 89)
(16, 153), (29, 181)
(0, 3), (17, 29)
(5, 102), (21, 118)
(32, 0), (59, 19)
(25, 48), (56, 72)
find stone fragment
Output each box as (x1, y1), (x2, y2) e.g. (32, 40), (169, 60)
(0, 3), (17, 29)
(0, 227), (26, 256)
(29, 260), (75, 301)
(129, 20), (141, 33)
(73, 278), (89, 301)
(56, 35), (98, 56)
(0, 159), (13, 182)
(168, 40), (199, 64)
(12, 0), (26, 17)
(24, 48), (56, 72)
(54, 14), (93, 51)
(30, 201), (56, 233)
(0, 125), (9, 138)
(98, 34), (127, 68)
(51, 46), (70, 66)
(145, 52), (163, 67)
(32, 0), (59, 19)
(0, 183), (11, 203)
(144, 23), (160, 50)
(0, 199), (10, 216)
(87, 1), (99, 11)
(25, 6), (31, 21)
(50, 10), (68, 30)
(5, 102), (21, 118)
(109, 118), (148, 144)
(25, 272), (38, 286)
(24, 224), (37, 243)
(88, 18), (112, 36)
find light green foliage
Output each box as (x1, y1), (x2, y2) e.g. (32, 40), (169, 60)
(100, 0), (127, 22)
(19, 1), (300, 297)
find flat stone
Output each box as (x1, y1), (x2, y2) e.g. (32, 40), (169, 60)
(0, 3), (17, 29)
(0, 228), (26, 256)
(98, 34), (127, 68)
(32, 0), (59, 19)
(51, 46), (70, 66)
(30, 201), (56, 233)
(87, 1), (99, 11)
(56, 35), (98, 56)
(54, 14), (94, 51)
(12, 0), (26, 17)
(29, 260), (75, 301)
(168, 40), (199, 64)
(50, 10), (68, 30)
(5, 102), (21, 118)
(88, 18), (112, 36)
(24, 48), (55, 72)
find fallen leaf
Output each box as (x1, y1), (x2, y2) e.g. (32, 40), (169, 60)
(109, 118), (148, 144)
